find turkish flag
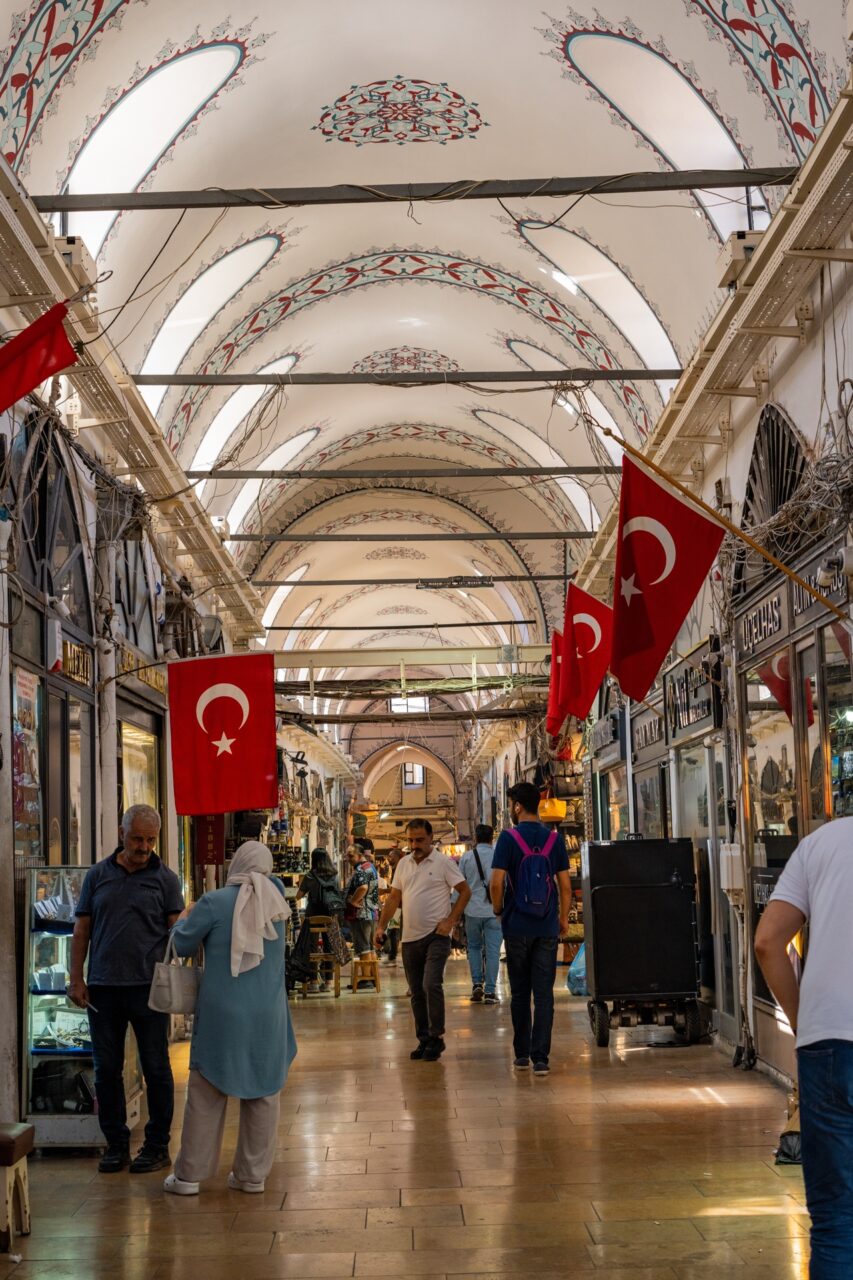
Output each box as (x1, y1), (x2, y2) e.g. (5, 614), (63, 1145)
(611, 457), (724, 701)
(546, 630), (565, 737)
(0, 303), (77, 415)
(757, 651), (814, 727)
(560, 583), (613, 720)
(167, 653), (278, 815)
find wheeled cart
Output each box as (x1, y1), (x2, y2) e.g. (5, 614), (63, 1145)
(582, 838), (702, 1048)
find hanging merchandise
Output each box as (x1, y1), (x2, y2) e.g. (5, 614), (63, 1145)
(0, 302), (78, 414)
(167, 653), (278, 814)
(545, 629), (565, 737)
(560, 583), (613, 720)
(611, 456), (724, 702)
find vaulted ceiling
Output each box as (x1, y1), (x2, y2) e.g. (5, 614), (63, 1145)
(1, 0), (848, 771)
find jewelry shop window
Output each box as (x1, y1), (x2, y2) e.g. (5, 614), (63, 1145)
(744, 655), (798, 839)
(825, 623), (853, 819)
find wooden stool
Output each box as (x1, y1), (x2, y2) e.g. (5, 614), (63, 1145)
(300, 916), (342, 999)
(351, 956), (380, 993)
(0, 1122), (34, 1253)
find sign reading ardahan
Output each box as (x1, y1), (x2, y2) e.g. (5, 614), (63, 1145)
(167, 653), (277, 815)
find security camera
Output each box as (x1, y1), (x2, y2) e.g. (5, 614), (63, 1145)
(817, 546), (853, 586)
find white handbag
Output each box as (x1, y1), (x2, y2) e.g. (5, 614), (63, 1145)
(148, 936), (201, 1014)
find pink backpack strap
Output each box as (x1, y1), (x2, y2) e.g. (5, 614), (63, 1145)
(541, 831), (558, 858)
(508, 827), (532, 857)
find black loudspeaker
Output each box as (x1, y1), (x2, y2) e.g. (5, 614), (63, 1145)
(582, 839), (699, 1001)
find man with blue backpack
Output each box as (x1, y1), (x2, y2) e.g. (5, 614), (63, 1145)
(490, 782), (570, 1075)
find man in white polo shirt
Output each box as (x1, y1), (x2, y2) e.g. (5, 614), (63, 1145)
(755, 816), (853, 1279)
(375, 818), (470, 1062)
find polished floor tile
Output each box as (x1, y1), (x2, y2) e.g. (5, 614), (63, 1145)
(15, 957), (809, 1277)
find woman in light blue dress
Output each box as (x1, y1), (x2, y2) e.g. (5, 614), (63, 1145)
(163, 842), (297, 1196)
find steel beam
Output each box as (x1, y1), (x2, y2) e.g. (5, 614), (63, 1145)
(190, 465), (619, 479)
(253, 574), (570, 587)
(133, 369), (676, 387)
(33, 167), (796, 212)
(280, 707), (545, 724)
(265, 619), (534, 630)
(274, 645), (549, 667)
(235, 530), (593, 542)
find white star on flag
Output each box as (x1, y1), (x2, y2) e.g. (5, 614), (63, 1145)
(213, 732), (235, 756)
(620, 573), (642, 605)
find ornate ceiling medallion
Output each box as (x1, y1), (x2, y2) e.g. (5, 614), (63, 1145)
(352, 346), (460, 374)
(365, 547), (428, 561)
(315, 76), (486, 145)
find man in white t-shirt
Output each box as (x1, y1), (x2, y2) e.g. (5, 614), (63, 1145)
(755, 817), (853, 1278)
(375, 818), (470, 1061)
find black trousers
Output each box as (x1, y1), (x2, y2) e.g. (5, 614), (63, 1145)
(504, 936), (559, 1064)
(387, 926), (400, 961)
(402, 931), (452, 1043)
(87, 984), (174, 1149)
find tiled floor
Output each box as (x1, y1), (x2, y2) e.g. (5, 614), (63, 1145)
(6, 955), (809, 1278)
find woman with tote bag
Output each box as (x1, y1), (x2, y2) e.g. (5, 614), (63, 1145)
(163, 841), (297, 1196)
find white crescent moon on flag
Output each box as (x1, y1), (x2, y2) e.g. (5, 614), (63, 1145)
(622, 516), (676, 585)
(573, 613), (602, 654)
(195, 683), (250, 734)
(770, 653), (787, 680)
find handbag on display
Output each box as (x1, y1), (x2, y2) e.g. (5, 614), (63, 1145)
(148, 936), (201, 1014)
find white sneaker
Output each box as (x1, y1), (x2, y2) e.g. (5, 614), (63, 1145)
(227, 1171), (265, 1193)
(163, 1173), (199, 1196)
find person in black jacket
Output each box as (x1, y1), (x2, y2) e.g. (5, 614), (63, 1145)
(297, 849), (344, 917)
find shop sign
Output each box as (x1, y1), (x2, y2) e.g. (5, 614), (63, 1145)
(591, 709), (625, 768)
(665, 638), (722, 743)
(194, 813), (225, 865)
(116, 643), (167, 699)
(737, 588), (788, 661)
(631, 702), (665, 764)
(61, 640), (93, 687)
(790, 544), (848, 624)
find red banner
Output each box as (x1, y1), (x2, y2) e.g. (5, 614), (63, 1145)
(0, 303), (77, 415)
(167, 653), (278, 815)
(546, 630), (565, 737)
(560, 583), (613, 721)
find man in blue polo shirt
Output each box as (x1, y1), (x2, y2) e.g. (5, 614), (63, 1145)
(490, 783), (570, 1076)
(70, 804), (184, 1173)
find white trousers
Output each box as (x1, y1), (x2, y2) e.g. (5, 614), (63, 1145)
(173, 1069), (280, 1184)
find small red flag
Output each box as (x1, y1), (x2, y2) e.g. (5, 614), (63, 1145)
(167, 653), (278, 815)
(611, 457), (724, 701)
(560, 583), (613, 720)
(757, 651), (814, 727)
(546, 630), (565, 737)
(0, 303), (78, 415)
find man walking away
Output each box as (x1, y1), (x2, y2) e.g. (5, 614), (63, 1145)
(755, 816), (853, 1280)
(460, 825), (502, 1004)
(375, 818), (470, 1061)
(69, 804), (184, 1172)
(344, 843), (379, 960)
(490, 783), (570, 1076)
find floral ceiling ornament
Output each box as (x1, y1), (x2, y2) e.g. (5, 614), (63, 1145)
(378, 605), (429, 616)
(167, 249), (653, 451)
(314, 75), (487, 145)
(0, 0), (138, 171)
(351, 346), (461, 374)
(365, 546), (428, 561)
(685, 0), (830, 159)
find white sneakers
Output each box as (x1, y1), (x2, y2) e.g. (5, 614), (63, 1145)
(227, 1171), (265, 1193)
(163, 1173), (199, 1196)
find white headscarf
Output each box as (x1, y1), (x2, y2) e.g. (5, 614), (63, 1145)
(226, 841), (290, 978)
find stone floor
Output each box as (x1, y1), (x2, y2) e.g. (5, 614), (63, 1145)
(7, 954), (809, 1278)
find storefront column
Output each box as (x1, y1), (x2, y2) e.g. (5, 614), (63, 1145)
(96, 541), (119, 854)
(0, 515), (19, 1117)
(624, 698), (636, 832)
(668, 746), (681, 837)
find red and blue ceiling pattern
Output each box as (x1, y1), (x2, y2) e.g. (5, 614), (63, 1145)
(315, 76), (486, 145)
(0, 0), (131, 168)
(351, 346), (460, 374)
(689, 0), (829, 159)
(169, 250), (652, 452)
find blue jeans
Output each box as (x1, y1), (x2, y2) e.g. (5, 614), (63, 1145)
(798, 1039), (853, 1279)
(503, 935), (558, 1063)
(87, 984), (174, 1149)
(465, 914), (502, 993)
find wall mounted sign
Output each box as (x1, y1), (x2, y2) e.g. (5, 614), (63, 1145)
(664, 637), (723, 744)
(61, 640), (93, 687)
(591, 707), (626, 769)
(735, 540), (850, 664)
(631, 700), (666, 765)
(194, 813), (225, 866)
(116, 643), (167, 699)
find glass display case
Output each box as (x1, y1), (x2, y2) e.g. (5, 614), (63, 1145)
(22, 868), (143, 1146)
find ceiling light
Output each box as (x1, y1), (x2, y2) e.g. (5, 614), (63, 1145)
(380, 810), (391, 820)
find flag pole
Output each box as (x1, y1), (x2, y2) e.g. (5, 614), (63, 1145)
(601, 429), (853, 632)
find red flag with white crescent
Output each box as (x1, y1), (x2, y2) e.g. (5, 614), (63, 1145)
(757, 651), (814, 727)
(0, 302), (77, 415)
(611, 457), (724, 701)
(560, 583), (613, 720)
(167, 653), (278, 815)
(546, 630), (565, 737)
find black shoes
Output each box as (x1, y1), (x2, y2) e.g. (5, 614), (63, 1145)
(98, 1144), (130, 1173)
(412, 1037), (445, 1061)
(470, 984), (485, 1002)
(484, 992), (500, 1005)
(129, 1143), (171, 1174)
